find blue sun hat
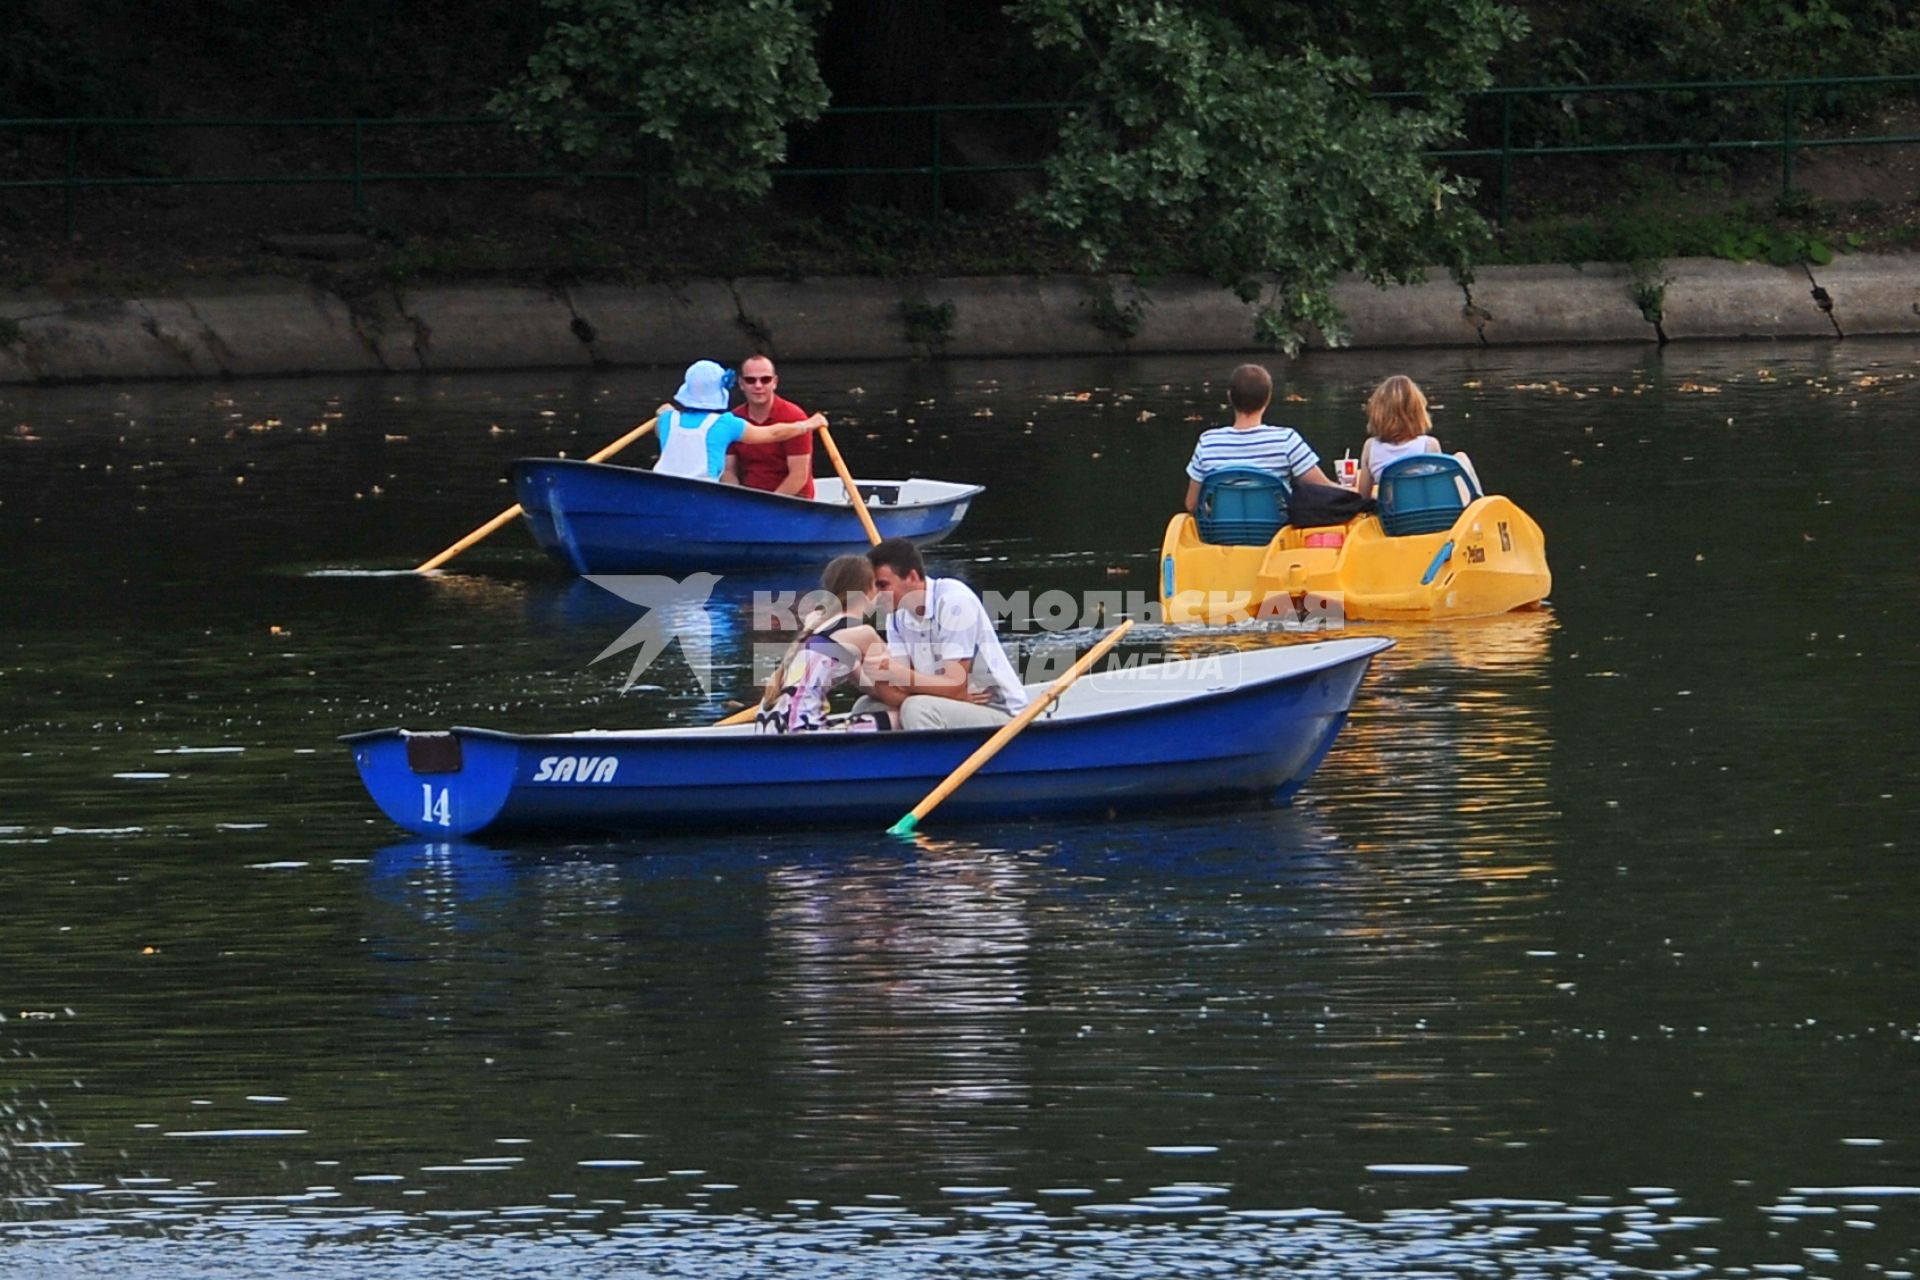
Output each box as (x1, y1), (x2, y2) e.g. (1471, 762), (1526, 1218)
(673, 360), (736, 412)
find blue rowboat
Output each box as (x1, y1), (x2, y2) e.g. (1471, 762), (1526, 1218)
(342, 637), (1393, 838)
(512, 458), (983, 575)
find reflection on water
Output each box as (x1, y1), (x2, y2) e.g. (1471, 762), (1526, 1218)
(766, 844), (1033, 1178)
(2, 345), (1917, 1276)
(1, 1062), (82, 1219)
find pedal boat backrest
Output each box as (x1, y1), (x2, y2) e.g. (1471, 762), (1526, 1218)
(1376, 455), (1481, 536)
(1195, 467), (1291, 546)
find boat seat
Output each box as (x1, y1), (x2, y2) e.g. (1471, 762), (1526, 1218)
(1376, 456), (1480, 536)
(1196, 468), (1291, 546)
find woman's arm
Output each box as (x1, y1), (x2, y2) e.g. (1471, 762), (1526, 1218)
(1355, 439), (1375, 500)
(739, 412), (825, 447)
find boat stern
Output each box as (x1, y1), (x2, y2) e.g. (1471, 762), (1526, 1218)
(343, 728), (521, 837)
(1333, 497), (1550, 619)
(1159, 514), (1271, 624)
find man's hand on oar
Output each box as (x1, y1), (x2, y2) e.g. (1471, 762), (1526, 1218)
(888, 619), (1136, 837)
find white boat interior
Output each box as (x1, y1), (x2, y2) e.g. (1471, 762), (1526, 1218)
(813, 477), (981, 509)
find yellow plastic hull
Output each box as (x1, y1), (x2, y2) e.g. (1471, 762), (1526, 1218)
(1159, 496), (1551, 625)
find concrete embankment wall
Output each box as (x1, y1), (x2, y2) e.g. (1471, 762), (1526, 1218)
(0, 256), (1914, 385)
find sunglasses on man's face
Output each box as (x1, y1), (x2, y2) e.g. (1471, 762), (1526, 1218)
(741, 375), (775, 385)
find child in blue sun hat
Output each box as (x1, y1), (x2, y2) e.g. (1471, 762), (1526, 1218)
(654, 360), (818, 482)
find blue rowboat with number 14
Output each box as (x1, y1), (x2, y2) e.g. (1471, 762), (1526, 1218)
(512, 457), (982, 575)
(342, 637), (1392, 837)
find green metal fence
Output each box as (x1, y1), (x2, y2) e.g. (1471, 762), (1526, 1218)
(1432, 73), (1920, 226)
(2, 75), (1916, 236)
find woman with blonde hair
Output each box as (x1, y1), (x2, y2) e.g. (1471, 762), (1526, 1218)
(1353, 375), (1445, 500)
(755, 555), (894, 734)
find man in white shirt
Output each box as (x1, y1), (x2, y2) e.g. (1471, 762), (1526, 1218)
(855, 538), (1030, 731)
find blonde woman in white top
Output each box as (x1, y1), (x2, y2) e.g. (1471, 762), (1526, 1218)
(1353, 375), (1482, 500)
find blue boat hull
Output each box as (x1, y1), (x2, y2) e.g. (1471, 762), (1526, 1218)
(344, 639), (1392, 837)
(513, 458), (983, 574)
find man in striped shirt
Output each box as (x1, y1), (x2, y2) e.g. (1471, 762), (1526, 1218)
(1184, 363), (1338, 511)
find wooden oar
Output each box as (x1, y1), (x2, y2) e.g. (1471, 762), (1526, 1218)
(816, 423), (883, 548)
(887, 618), (1135, 837)
(413, 416), (659, 573)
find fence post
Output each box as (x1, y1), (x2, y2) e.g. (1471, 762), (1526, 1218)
(352, 119), (366, 220)
(1781, 83), (1797, 201)
(929, 109), (945, 229)
(63, 122), (79, 238)
(1497, 94), (1513, 230)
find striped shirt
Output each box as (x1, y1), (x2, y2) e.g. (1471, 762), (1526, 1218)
(1186, 424), (1321, 483)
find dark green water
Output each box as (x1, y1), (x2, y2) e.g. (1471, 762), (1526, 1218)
(1, 343), (1915, 1277)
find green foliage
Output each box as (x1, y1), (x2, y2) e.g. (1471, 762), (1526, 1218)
(1627, 262), (1669, 323)
(1497, 0), (1920, 150)
(1009, 0), (1527, 352)
(899, 296), (955, 354)
(1511, 0), (1920, 85)
(488, 0), (830, 204)
(1498, 201), (1850, 270)
(1713, 226), (1835, 267)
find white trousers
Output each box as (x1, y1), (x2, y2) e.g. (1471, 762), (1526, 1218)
(852, 695), (1014, 731)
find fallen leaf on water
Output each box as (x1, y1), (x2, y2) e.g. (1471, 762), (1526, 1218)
(141, 946), (158, 956)
(1463, 379), (1483, 389)
(1137, 410), (1155, 422)
(384, 434), (409, 443)
(1282, 392), (1308, 402)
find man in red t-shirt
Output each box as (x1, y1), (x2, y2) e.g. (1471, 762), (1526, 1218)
(723, 354), (820, 497)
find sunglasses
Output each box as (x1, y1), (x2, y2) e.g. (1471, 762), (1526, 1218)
(740, 375), (775, 385)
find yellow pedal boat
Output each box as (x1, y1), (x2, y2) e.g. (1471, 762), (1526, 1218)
(1158, 459), (1550, 625)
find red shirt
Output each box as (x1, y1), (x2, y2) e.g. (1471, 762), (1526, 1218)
(729, 396), (815, 498)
